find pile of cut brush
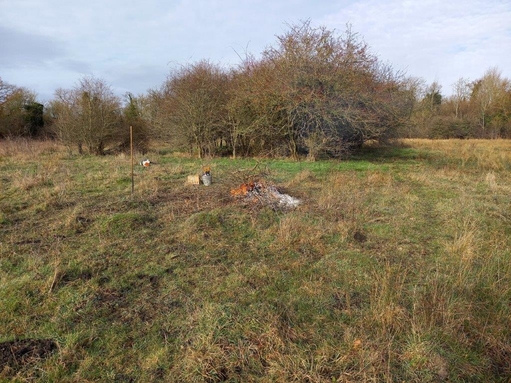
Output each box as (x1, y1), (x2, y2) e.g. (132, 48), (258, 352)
(230, 180), (300, 211)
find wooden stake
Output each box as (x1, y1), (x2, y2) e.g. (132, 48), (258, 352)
(130, 125), (134, 194)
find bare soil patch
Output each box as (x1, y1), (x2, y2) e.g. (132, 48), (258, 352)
(0, 338), (57, 373)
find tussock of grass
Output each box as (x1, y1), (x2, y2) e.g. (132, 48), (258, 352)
(1, 139), (511, 382)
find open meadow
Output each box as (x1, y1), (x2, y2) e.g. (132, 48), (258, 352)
(1, 138), (510, 382)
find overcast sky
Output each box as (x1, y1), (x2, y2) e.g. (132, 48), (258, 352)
(1, 0), (510, 102)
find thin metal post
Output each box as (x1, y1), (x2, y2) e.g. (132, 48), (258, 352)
(130, 125), (134, 194)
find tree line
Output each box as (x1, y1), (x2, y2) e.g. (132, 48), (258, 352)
(405, 68), (511, 140)
(1, 21), (510, 158)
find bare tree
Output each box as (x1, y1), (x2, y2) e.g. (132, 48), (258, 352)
(398, 76), (426, 138)
(259, 21), (408, 159)
(119, 93), (150, 154)
(452, 78), (470, 119)
(424, 81), (443, 112)
(227, 56), (291, 158)
(407, 68), (511, 139)
(0, 77), (16, 104)
(51, 76), (121, 154)
(156, 60), (230, 158)
(470, 67), (509, 137)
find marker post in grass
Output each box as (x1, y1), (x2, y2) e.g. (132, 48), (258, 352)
(130, 125), (134, 194)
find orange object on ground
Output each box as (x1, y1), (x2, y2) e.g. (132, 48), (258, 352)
(230, 182), (256, 197)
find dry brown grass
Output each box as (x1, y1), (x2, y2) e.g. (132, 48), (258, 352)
(405, 138), (511, 171)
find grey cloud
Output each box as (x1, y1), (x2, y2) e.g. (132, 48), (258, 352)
(0, 26), (66, 68)
(105, 64), (168, 96)
(57, 59), (93, 74)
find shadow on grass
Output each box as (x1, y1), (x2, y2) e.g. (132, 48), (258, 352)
(350, 142), (427, 163)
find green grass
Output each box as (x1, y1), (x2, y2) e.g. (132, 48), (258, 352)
(1, 138), (510, 382)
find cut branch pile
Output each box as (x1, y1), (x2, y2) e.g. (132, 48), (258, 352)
(230, 181), (300, 211)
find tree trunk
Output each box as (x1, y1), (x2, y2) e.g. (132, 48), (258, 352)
(289, 136), (298, 160)
(97, 141), (104, 156)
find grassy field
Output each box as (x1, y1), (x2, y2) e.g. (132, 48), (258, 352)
(1, 138), (510, 382)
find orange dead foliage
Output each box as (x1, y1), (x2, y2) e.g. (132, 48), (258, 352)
(230, 182), (256, 197)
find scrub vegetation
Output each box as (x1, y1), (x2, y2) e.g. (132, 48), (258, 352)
(2, 21), (511, 159)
